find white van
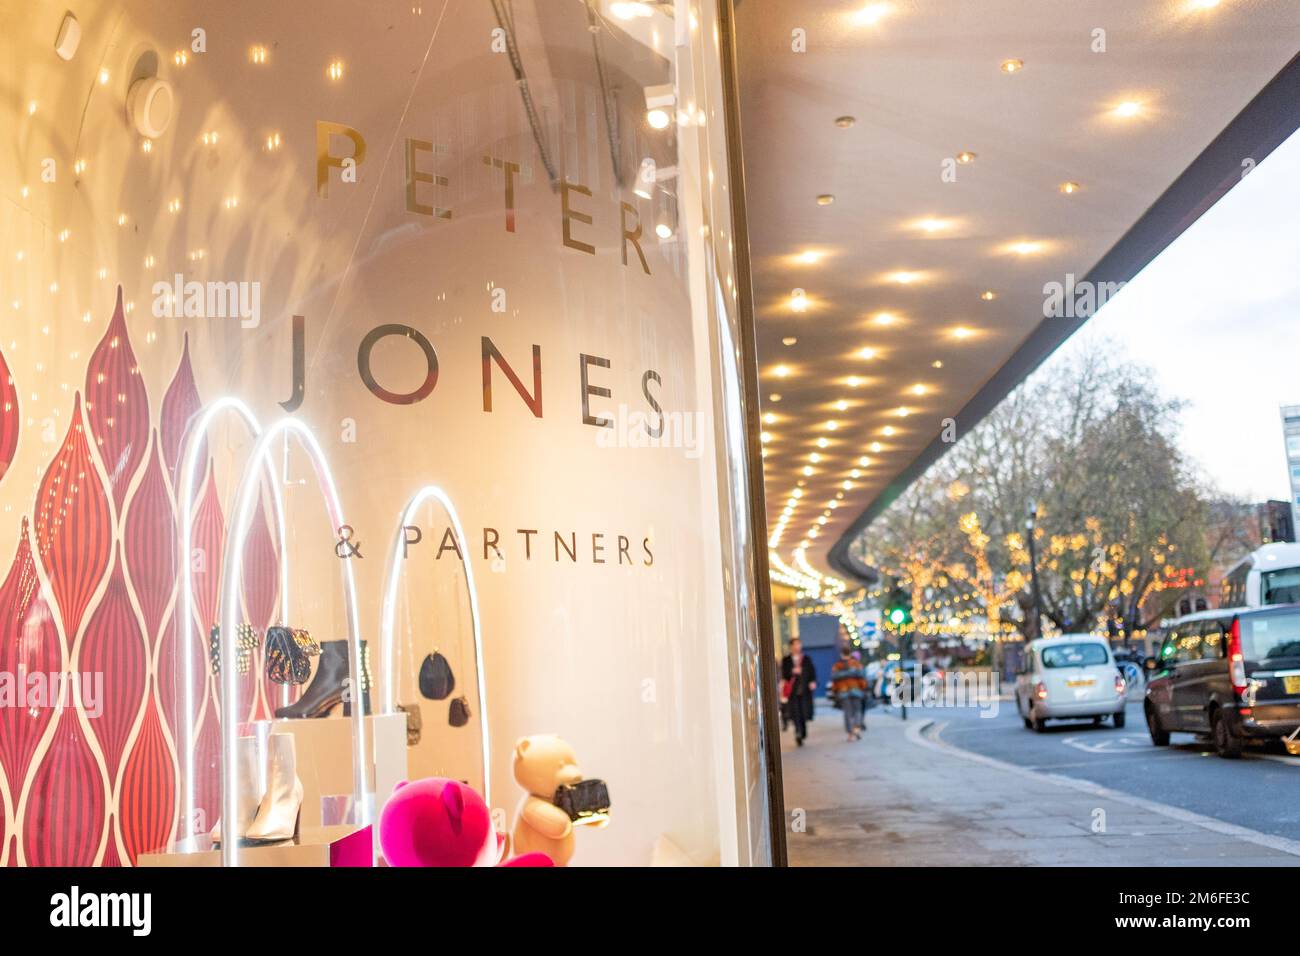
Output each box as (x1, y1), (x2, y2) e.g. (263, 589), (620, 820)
(1014, 635), (1127, 732)
(1220, 542), (1300, 607)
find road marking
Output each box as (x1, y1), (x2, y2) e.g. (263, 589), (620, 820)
(1060, 734), (1149, 754)
(911, 719), (1300, 859)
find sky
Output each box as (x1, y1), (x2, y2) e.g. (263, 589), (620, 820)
(1037, 126), (1300, 504)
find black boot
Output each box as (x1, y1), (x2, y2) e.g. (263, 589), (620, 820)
(274, 640), (371, 719)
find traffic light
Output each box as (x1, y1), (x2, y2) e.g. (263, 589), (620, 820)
(883, 587), (911, 628)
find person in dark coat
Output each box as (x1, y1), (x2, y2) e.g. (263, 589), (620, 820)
(780, 638), (817, 746)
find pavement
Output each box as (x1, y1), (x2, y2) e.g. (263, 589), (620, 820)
(781, 699), (1300, 866)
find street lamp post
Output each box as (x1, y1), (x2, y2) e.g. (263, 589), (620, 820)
(1026, 499), (1044, 641)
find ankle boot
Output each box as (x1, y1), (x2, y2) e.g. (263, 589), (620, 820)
(274, 640), (371, 719)
(210, 736), (263, 845)
(245, 733), (303, 843)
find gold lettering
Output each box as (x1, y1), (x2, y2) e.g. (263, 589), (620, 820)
(484, 155), (521, 233)
(620, 201), (650, 275)
(405, 138), (451, 218)
(316, 121), (366, 199)
(560, 181), (595, 255)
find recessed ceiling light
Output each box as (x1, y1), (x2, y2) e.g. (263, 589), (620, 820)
(852, 3), (890, 26)
(911, 384), (926, 395)
(916, 217), (952, 234)
(797, 250), (823, 264)
(770, 393), (782, 402)
(835, 400), (849, 411)
(980, 290), (997, 301)
(858, 347), (876, 360)
(810, 453), (821, 463)
(859, 456), (871, 467)
(1059, 181), (1081, 195)
(956, 151), (977, 164)
(647, 108), (671, 129)
(825, 420), (839, 431)
(803, 466), (815, 476)
(834, 116), (856, 128)
(882, 426), (896, 436)
(773, 364), (791, 377)
(873, 312), (897, 325)
(817, 438), (829, 449)
(1193, 0), (1219, 9)
(763, 413), (777, 424)
(895, 407), (909, 417)
(816, 194), (835, 206)
(951, 326), (975, 340)
(1000, 58), (1024, 74)
(871, 442), (882, 453)
(1113, 101), (1142, 119)
(931, 360), (943, 369)
(611, 1), (654, 18)
(846, 376), (862, 388)
(789, 289), (809, 312)
(1010, 240), (1042, 256)
(782, 336), (798, 346)
(761, 432), (773, 443)
(655, 223), (674, 239)
(890, 271), (920, 285)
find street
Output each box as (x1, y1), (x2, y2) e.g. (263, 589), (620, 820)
(910, 698), (1300, 841)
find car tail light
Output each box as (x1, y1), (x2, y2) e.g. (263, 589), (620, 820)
(1228, 618), (1247, 695)
(1034, 681), (1048, 701)
(1114, 673), (1126, 695)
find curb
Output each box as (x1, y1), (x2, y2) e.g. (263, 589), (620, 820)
(906, 719), (1300, 859)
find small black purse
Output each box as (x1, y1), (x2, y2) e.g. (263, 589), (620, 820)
(418, 651), (455, 700)
(448, 695), (471, 727)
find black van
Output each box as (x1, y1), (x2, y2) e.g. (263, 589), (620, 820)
(1144, 604), (1300, 758)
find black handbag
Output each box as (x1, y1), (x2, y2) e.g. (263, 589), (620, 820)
(448, 695), (471, 727)
(418, 651), (455, 700)
(265, 626), (317, 685)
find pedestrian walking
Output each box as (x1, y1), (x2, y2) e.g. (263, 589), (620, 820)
(781, 638), (816, 746)
(831, 645), (867, 741)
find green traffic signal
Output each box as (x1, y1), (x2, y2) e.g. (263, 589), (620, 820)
(888, 607), (906, 626)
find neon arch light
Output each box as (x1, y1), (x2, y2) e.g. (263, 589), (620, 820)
(176, 398), (289, 844)
(217, 417), (365, 867)
(378, 486), (489, 809)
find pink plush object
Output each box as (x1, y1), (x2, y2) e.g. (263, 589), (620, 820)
(379, 777), (552, 867)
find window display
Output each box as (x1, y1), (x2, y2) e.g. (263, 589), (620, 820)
(0, 0), (775, 867)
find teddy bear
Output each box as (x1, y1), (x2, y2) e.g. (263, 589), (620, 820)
(511, 734), (605, 866)
(379, 776), (551, 867)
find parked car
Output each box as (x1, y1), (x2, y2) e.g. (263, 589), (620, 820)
(1014, 635), (1127, 732)
(1144, 604), (1300, 758)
